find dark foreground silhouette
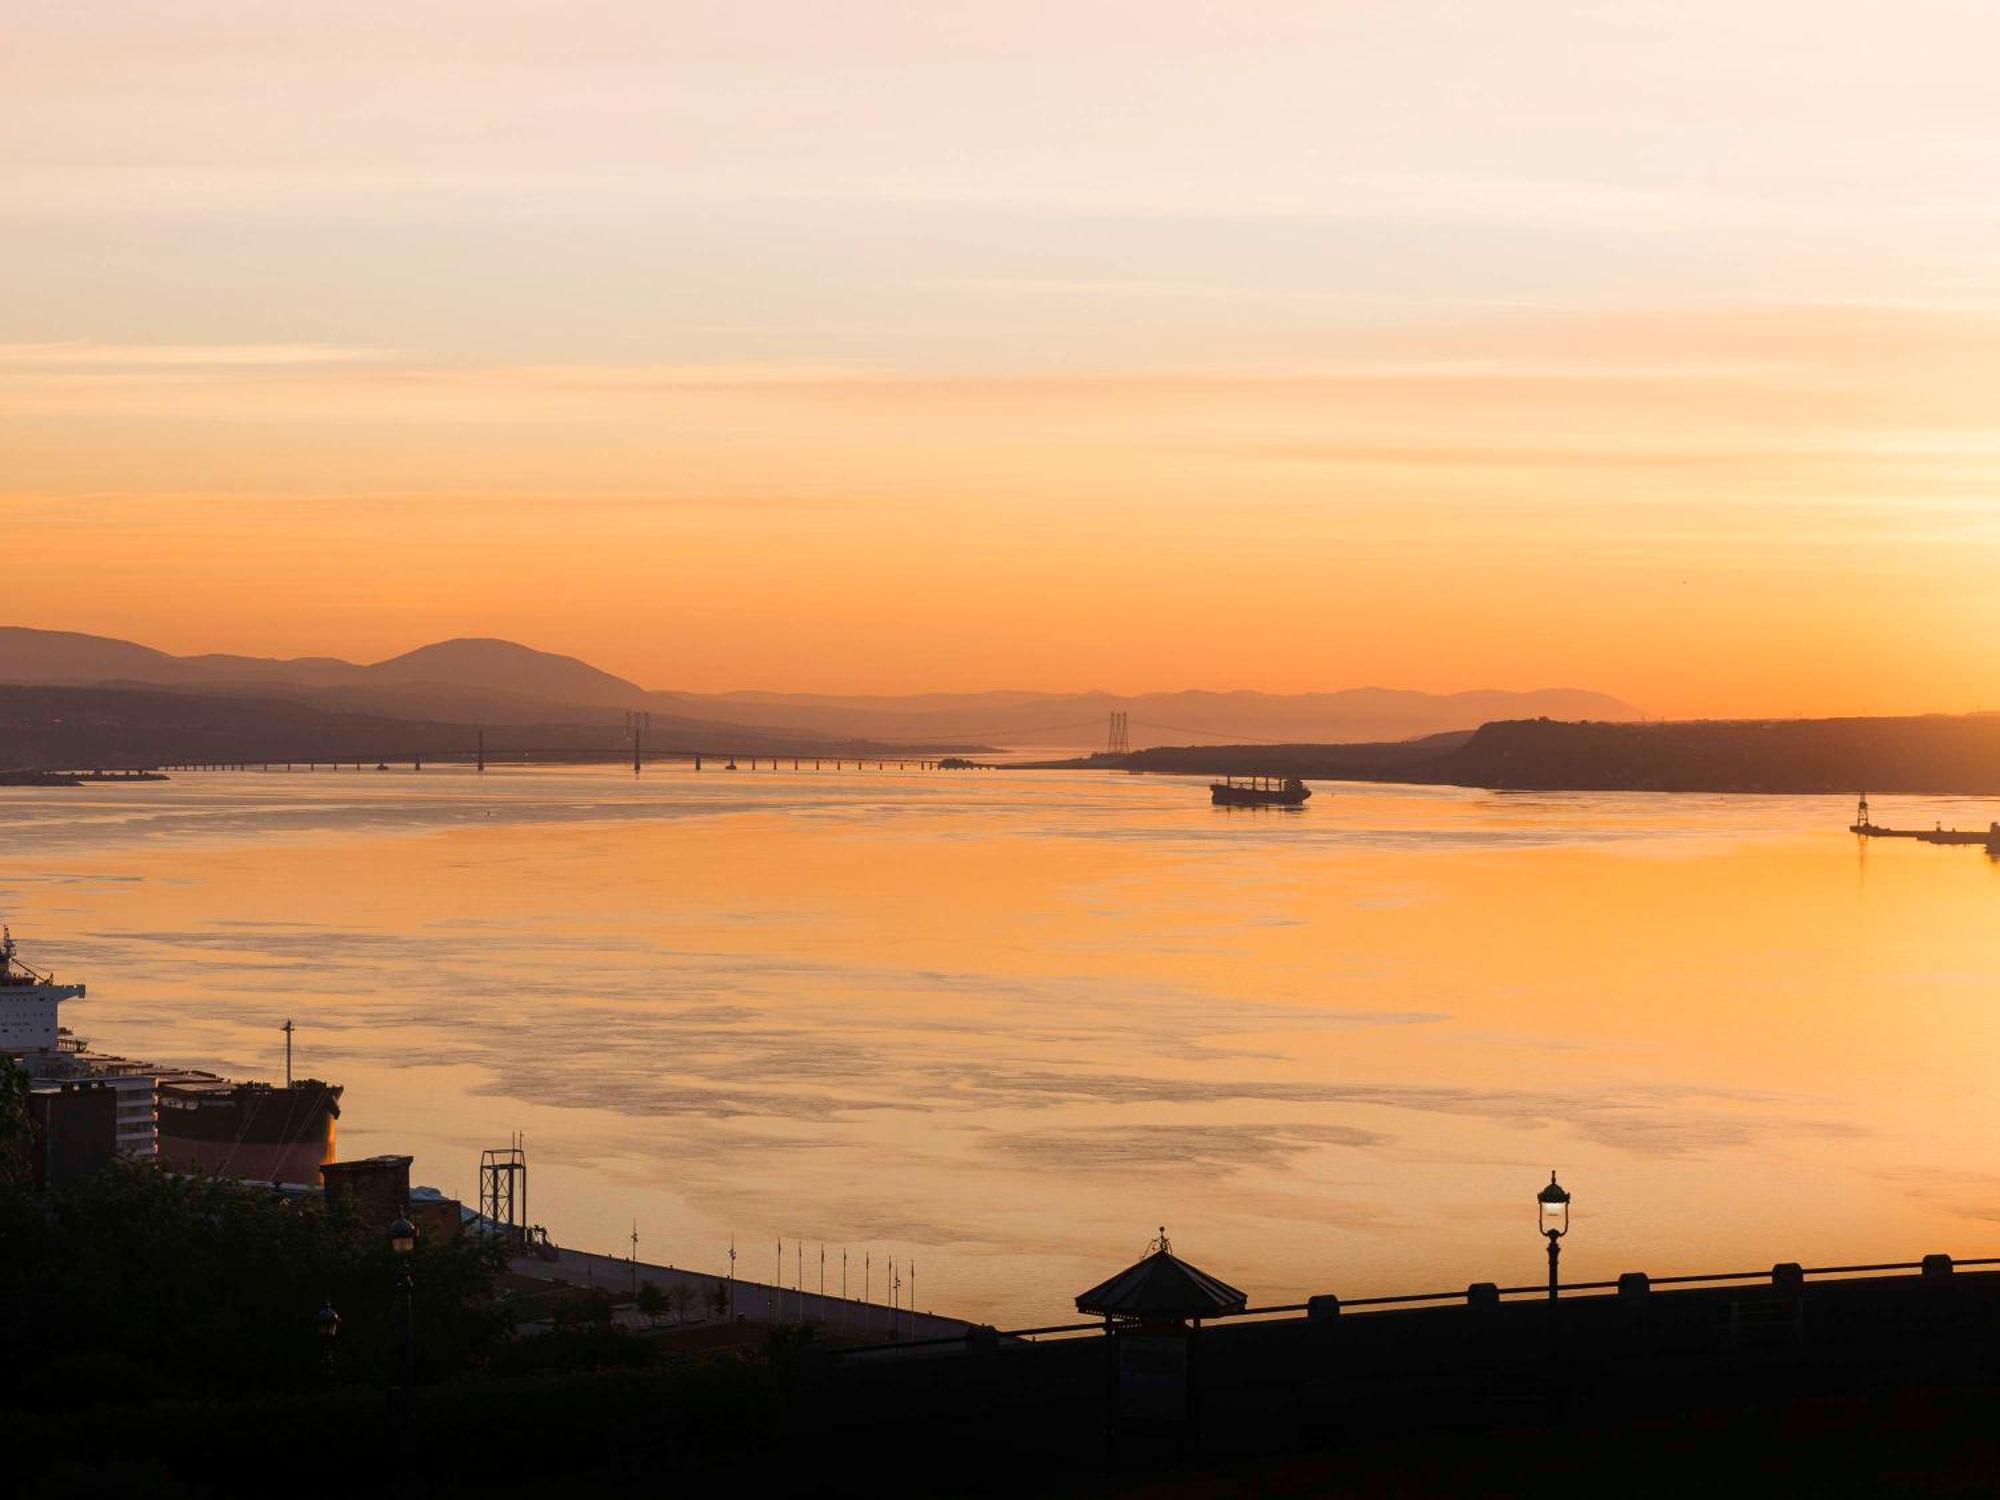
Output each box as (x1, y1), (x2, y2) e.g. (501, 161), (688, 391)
(10, 1084), (1995, 1498)
(14, 1220), (2000, 1497)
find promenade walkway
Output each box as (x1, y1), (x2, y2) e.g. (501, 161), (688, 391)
(509, 1243), (974, 1342)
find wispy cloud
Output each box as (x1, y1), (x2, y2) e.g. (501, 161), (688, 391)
(986, 1122), (1386, 1173)
(417, 360), (900, 389)
(0, 342), (397, 368)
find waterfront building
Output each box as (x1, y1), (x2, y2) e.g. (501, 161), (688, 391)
(322, 1153), (414, 1233)
(25, 1080), (118, 1188)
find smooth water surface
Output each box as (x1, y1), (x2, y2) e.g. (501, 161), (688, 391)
(6, 766), (1998, 1325)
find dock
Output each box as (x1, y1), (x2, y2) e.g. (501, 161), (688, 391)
(1849, 794), (1999, 851)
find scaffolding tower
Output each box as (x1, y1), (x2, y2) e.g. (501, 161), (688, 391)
(479, 1139), (529, 1248)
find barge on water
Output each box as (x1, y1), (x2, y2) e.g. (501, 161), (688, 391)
(1211, 775), (1312, 808)
(1849, 795), (2000, 853)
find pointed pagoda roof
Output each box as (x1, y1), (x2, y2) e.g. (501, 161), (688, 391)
(1075, 1230), (1248, 1320)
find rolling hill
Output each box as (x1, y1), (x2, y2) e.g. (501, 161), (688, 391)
(0, 628), (647, 712)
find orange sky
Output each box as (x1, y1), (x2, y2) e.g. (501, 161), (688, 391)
(7, 3), (1999, 715)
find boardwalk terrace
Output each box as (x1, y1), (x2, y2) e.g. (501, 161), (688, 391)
(802, 1256), (2000, 1491)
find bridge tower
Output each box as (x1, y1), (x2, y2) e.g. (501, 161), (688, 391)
(626, 711), (651, 774)
(1107, 710), (1130, 756)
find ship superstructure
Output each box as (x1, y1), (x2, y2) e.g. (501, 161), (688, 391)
(0, 924), (84, 1053)
(2, 924), (174, 1155)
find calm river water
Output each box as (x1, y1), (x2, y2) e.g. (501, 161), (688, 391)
(6, 767), (1998, 1325)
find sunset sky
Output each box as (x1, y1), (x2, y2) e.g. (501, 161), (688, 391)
(7, 1), (1998, 715)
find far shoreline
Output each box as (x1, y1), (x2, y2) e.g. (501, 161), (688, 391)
(991, 712), (2000, 799)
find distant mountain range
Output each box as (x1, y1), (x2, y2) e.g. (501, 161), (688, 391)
(13, 629), (1991, 793)
(0, 628), (1641, 748)
(0, 628), (647, 716)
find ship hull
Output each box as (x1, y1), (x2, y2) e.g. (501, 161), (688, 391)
(1211, 784), (1311, 807)
(157, 1079), (342, 1186)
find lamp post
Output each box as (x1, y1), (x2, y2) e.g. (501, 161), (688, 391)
(1537, 1171), (1570, 1301)
(315, 1301), (340, 1384)
(388, 1215), (417, 1407)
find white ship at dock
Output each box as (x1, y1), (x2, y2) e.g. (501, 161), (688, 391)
(4, 925), (194, 1156)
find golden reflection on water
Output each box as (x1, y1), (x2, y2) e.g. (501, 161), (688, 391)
(6, 768), (1998, 1324)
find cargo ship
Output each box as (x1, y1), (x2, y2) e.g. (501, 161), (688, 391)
(1211, 775), (1312, 808)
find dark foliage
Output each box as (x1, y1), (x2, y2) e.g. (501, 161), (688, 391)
(484, 1323), (664, 1377)
(0, 1056), (29, 1188)
(3, 1362), (784, 1498)
(0, 1161), (506, 1405)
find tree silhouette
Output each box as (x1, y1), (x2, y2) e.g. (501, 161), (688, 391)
(635, 1280), (666, 1326)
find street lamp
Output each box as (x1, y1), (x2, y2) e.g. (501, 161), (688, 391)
(388, 1216), (417, 1407)
(315, 1301), (340, 1383)
(1537, 1170), (1570, 1300)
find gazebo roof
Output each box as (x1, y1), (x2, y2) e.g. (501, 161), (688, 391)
(1075, 1234), (1247, 1320)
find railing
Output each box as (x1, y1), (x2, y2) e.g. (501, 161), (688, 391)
(829, 1253), (2000, 1359)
